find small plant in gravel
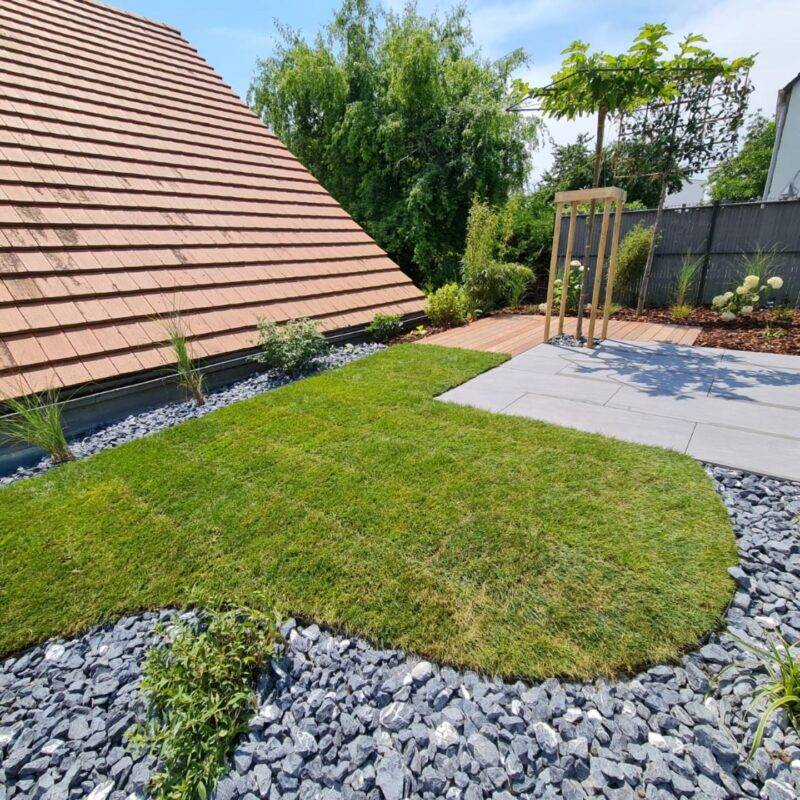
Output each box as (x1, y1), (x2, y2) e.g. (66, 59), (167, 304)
(366, 313), (403, 343)
(130, 604), (280, 800)
(425, 283), (469, 328)
(0, 388), (74, 463)
(164, 315), (205, 407)
(254, 318), (329, 375)
(728, 635), (800, 758)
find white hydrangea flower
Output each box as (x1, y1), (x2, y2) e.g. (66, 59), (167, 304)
(723, 291), (734, 301)
(570, 259), (582, 267)
(720, 310), (736, 322)
(740, 305), (753, 314)
(767, 276), (784, 289)
(538, 302), (548, 313)
(711, 295), (724, 308)
(743, 274), (760, 290)
(735, 285), (746, 295)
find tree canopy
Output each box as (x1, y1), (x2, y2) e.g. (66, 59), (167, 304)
(708, 115), (776, 202)
(535, 134), (682, 208)
(249, 0), (537, 286)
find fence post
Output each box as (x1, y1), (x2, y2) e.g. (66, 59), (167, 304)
(696, 201), (720, 305)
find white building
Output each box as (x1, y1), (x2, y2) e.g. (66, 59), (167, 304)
(764, 73), (800, 200)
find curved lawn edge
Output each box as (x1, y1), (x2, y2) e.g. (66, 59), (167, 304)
(0, 344), (736, 680)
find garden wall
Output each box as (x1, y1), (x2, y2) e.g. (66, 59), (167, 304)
(557, 198), (800, 307)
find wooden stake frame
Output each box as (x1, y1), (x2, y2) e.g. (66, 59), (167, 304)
(543, 187), (626, 348)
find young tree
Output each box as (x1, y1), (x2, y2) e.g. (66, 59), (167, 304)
(708, 115), (776, 202)
(249, 0), (537, 287)
(516, 25), (748, 335)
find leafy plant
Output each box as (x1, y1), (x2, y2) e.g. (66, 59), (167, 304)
(505, 263), (534, 309)
(670, 304), (693, 321)
(0, 389), (74, 463)
(712, 272), (784, 320)
(366, 313), (403, 343)
(130, 605), (279, 800)
(425, 283), (469, 328)
(254, 318), (329, 375)
(771, 306), (795, 323)
(763, 326), (787, 340)
(674, 253), (701, 307)
(728, 635), (800, 758)
(461, 198), (534, 313)
(615, 224), (657, 298)
(539, 262), (583, 314)
(164, 315), (205, 407)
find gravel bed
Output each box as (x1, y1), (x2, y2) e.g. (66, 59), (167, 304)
(2, 467), (800, 799)
(0, 344), (384, 488)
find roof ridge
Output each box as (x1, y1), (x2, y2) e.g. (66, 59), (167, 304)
(74, 0), (183, 36)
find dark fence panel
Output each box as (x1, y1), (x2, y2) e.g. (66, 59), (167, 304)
(557, 199), (800, 307)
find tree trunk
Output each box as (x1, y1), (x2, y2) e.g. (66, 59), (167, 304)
(575, 105), (607, 339)
(636, 174), (668, 315)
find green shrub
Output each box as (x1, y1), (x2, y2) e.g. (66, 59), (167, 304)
(505, 263), (534, 308)
(0, 389), (74, 463)
(615, 224), (657, 299)
(130, 606), (279, 800)
(463, 260), (509, 313)
(497, 193), (554, 279)
(254, 318), (328, 375)
(426, 283), (469, 327)
(366, 313), (403, 343)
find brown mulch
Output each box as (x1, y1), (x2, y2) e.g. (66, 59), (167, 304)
(613, 307), (800, 356)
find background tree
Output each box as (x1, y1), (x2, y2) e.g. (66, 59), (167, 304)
(536, 134), (682, 207)
(249, 0), (537, 287)
(708, 114), (776, 202)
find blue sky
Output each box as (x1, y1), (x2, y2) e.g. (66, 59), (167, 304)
(110, 0), (798, 178)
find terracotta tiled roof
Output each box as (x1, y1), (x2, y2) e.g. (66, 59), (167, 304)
(0, 0), (424, 399)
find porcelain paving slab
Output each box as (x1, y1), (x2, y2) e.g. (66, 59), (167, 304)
(501, 393), (697, 451)
(437, 339), (800, 480)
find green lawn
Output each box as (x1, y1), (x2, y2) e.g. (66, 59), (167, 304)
(0, 344), (736, 679)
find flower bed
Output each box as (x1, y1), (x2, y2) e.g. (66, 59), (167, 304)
(613, 306), (800, 355)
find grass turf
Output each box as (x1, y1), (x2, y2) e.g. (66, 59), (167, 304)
(0, 344), (736, 679)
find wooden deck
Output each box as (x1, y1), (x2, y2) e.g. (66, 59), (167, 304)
(419, 314), (701, 356)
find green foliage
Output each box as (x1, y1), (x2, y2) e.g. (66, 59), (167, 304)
(537, 134), (683, 208)
(505, 263), (534, 308)
(366, 313), (403, 343)
(425, 283), (468, 327)
(738, 248), (777, 283)
(615, 224), (657, 297)
(673, 253), (701, 306)
(130, 606), (279, 800)
(709, 116), (776, 202)
(0, 389), (73, 464)
(497, 193), (554, 276)
(670, 304), (693, 321)
(164, 316), (205, 407)
(250, 0), (537, 285)
(771, 306), (795, 323)
(728, 635), (800, 759)
(0, 345), (736, 679)
(254, 318), (329, 375)
(461, 198), (534, 312)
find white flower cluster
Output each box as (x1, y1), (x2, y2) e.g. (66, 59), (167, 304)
(712, 274), (784, 321)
